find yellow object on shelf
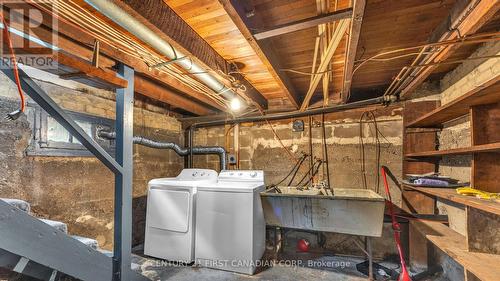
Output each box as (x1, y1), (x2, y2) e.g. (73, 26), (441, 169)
(456, 187), (500, 200)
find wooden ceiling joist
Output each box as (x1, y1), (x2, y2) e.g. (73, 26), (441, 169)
(398, 0), (500, 98)
(219, 0), (301, 109)
(4, 28), (213, 116)
(134, 75), (214, 116)
(253, 8), (353, 40)
(341, 0), (366, 103)
(116, 0), (268, 110)
(6, 3), (224, 114)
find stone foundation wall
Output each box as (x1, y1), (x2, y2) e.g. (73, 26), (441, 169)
(0, 70), (183, 249)
(190, 105), (404, 258)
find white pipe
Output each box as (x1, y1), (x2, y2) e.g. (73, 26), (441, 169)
(85, 0), (245, 109)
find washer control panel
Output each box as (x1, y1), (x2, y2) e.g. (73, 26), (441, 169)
(218, 170), (264, 182)
(176, 169), (218, 181)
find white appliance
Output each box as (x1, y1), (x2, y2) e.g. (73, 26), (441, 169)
(195, 170), (265, 275)
(144, 169), (218, 263)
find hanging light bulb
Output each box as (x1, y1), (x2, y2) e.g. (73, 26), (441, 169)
(230, 98), (241, 111)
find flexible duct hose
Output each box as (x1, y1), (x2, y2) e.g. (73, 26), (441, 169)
(99, 131), (227, 170)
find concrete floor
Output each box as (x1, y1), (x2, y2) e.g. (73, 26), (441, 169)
(131, 253), (450, 281)
(0, 254), (448, 281)
(132, 255), (373, 281)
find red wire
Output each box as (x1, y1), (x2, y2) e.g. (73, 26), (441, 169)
(1, 12), (25, 112)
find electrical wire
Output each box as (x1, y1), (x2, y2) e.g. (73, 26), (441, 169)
(286, 154), (309, 186)
(352, 32), (500, 77)
(359, 111), (381, 193)
(322, 113), (331, 189)
(31, 0), (230, 110)
(269, 153), (308, 187)
(295, 159), (323, 187)
(299, 160), (323, 188)
(264, 118), (299, 163)
(1, 11), (25, 120)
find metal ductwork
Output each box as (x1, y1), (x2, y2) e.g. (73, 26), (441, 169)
(85, 0), (245, 110)
(99, 131), (227, 170)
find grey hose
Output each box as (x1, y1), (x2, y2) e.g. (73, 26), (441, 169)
(99, 131), (227, 170)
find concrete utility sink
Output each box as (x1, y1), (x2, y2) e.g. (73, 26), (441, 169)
(260, 188), (386, 237)
(274, 186), (322, 195)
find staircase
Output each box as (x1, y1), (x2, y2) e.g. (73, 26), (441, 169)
(0, 198), (147, 281)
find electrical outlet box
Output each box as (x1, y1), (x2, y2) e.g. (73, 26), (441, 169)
(292, 120), (304, 132)
(228, 154), (237, 165)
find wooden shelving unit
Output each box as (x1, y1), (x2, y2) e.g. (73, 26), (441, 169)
(407, 80), (500, 128)
(402, 81), (500, 280)
(403, 185), (500, 216)
(404, 142), (500, 158)
(412, 220), (500, 281)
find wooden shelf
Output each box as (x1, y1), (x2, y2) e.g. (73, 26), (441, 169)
(415, 220), (500, 281)
(403, 185), (500, 216)
(406, 79), (500, 128)
(405, 142), (500, 157)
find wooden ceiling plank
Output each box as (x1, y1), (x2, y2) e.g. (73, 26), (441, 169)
(6, 3), (226, 112)
(218, 0), (301, 109)
(135, 75), (214, 116)
(300, 18), (350, 111)
(117, 0), (268, 109)
(253, 8), (352, 40)
(399, 0), (500, 98)
(341, 0), (365, 103)
(5, 29), (211, 115)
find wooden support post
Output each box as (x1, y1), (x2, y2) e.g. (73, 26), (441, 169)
(341, 0), (365, 103)
(300, 19), (350, 111)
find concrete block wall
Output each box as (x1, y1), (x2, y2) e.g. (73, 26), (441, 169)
(0, 70), (184, 249)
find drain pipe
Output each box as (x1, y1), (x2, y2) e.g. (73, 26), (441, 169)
(186, 97), (387, 167)
(86, 0), (244, 108)
(99, 131), (227, 170)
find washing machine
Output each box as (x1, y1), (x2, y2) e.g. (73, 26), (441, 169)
(144, 168), (218, 263)
(195, 170), (265, 275)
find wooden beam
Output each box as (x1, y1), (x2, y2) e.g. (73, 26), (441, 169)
(54, 52), (128, 89)
(3, 14), (213, 116)
(300, 19), (350, 111)
(219, 0), (301, 109)
(114, 0), (267, 109)
(342, 0), (366, 103)
(135, 75), (214, 116)
(5, 4), (225, 113)
(3, 24), (127, 90)
(399, 0), (500, 98)
(253, 8), (352, 40)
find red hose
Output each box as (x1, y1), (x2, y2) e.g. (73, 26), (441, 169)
(1, 12), (25, 112)
(381, 166), (412, 281)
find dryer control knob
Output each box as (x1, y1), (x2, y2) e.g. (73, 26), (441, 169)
(250, 171), (257, 178)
